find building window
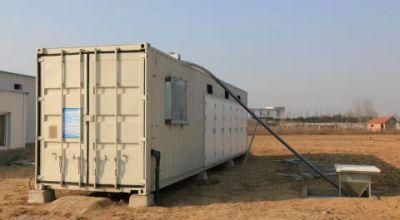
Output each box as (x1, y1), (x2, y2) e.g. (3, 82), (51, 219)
(165, 76), (188, 125)
(237, 95), (241, 100)
(207, 84), (213, 95)
(225, 90), (229, 99)
(14, 84), (22, 90)
(371, 125), (374, 127)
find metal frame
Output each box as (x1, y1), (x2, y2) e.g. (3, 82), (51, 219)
(338, 172), (372, 198)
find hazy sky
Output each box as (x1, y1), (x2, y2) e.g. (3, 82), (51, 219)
(1, 0), (399, 115)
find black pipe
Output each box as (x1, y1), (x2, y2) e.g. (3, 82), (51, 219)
(182, 60), (344, 193)
(151, 149), (161, 205)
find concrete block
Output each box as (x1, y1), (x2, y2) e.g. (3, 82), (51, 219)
(27, 189), (55, 204)
(224, 160), (235, 168)
(195, 171), (208, 182)
(129, 194), (154, 208)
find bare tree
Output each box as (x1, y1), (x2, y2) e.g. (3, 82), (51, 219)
(362, 98), (377, 117)
(348, 97), (377, 118)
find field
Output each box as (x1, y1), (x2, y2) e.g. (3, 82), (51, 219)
(1, 135), (399, 219)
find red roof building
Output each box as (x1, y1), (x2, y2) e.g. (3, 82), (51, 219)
(367, 116), (397, 132)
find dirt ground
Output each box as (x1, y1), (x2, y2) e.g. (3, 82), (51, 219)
(1, 135), (399, 219)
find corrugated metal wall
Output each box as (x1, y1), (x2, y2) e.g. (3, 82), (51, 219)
(147, 47), (248, 188)
(205, 96), (247, 166)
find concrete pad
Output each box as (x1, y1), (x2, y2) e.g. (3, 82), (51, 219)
(129, 194), (154, 208)
(27, 189), (55, 204)
(46, 195), (112, 216)
(302, 186), (338, 198)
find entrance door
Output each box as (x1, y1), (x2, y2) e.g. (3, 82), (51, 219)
(39, 52), (88, 185)
(87, 51), (146, 187)
(39, 49), (146, 188)
(0, 114), (5, 147)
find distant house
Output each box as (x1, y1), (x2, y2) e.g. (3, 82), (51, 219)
(367, 116), (397, 132)
(251, 107), (285, 119)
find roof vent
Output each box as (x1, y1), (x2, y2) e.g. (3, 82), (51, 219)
(168, 52), (181, 60)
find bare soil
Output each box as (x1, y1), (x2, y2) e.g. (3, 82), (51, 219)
(1, 135), (399, 219)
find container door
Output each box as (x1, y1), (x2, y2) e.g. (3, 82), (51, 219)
(88, 51), (146, 187)
(39, 52), (87, 185)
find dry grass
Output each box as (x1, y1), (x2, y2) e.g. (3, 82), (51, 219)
(0, 135), (399, 219)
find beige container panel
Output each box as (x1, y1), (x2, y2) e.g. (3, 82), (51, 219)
(205, 96), (248, 165)
(43, 116), (61, 140)
(42, 57), (62, 89)
(43, 89), (62, 115)
(63, 143), (86, 183)
(88, 52), (145, 186)
(205, 97), (216, 166)
(235, 106), (241, 154)
(215, 100), (224, 161)
(91, 144), (115, 184)
(230, 103), (237, 154)
(41, 142), (62, 181)
(40, 54), (85, 184)
(223, 102), (231, 158)
(241, 108), (248, 152)
(119, 144), (145, 185)
(237, 106), (243, 153)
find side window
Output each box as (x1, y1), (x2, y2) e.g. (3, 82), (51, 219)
(225, 90), (229, 99)
(14, 84), (22, 91)
(165, 76), (188, 125)
(207, 84), (213, 95)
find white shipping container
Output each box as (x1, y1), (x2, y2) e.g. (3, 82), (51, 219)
(35, 43), (247, 202)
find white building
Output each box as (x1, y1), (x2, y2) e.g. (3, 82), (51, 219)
(251, 106), (286, 119)
(0, 71), (35, 149)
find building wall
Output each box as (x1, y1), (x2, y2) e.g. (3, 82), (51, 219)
(385, 118), (397, 131)
(367, 123), (383, 132)
(0, 72), (35, 144)
(147, 47), (248, 188)
(0, 90), (28, 149)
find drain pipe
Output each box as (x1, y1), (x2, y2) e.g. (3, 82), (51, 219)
(182, 60), (344, 193)
(151, 149), (161, 205)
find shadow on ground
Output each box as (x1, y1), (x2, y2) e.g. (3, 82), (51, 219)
(155, 153), (400, 207)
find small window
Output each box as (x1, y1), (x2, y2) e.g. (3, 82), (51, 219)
(207, 84), (213, 94)
(225, 90), (229, 99)
(165, 76), (188, 125)
(237, 95), (241, 100)
(371, 125), (374, 128)
(14, 84), (22, 90)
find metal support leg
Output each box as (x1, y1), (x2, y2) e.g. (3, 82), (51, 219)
(369, 180), (371, 198)
(338, 173), (342, 197)
(242, 120), (259, 166)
